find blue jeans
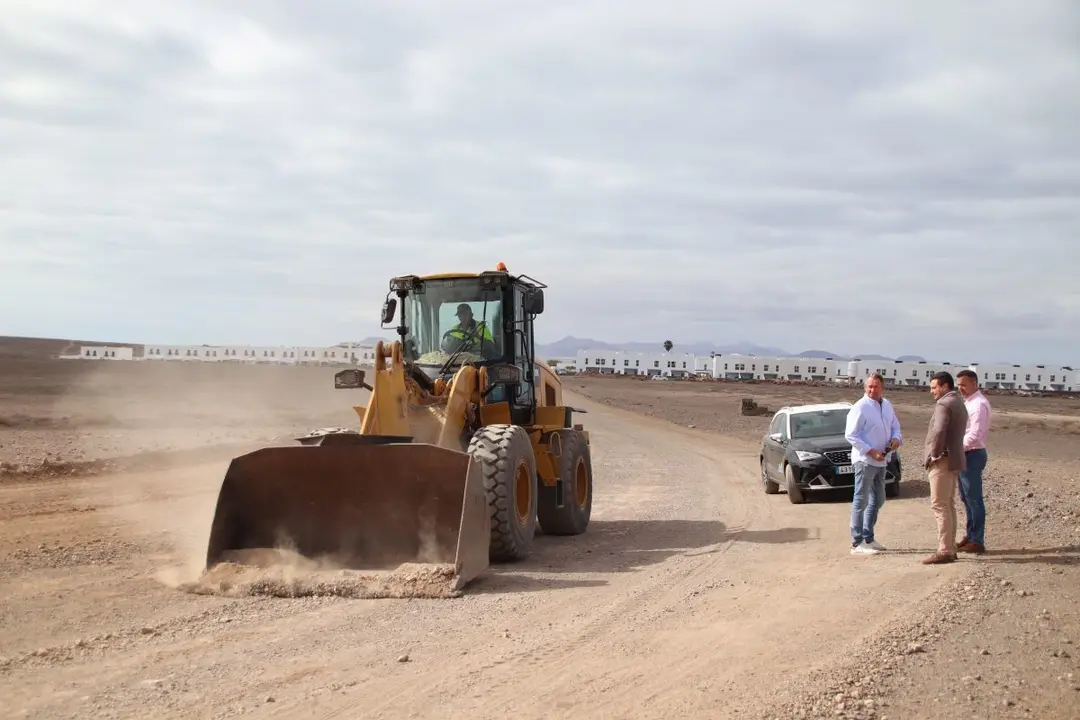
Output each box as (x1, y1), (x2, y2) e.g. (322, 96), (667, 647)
(959, 449), (988, 545)
(850, 461), (887, 546)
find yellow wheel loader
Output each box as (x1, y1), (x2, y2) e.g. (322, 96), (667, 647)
(203, 263), (593, 591)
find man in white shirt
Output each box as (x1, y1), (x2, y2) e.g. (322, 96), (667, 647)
(844, 372), (903, 555)
(956, 369), (992, 553)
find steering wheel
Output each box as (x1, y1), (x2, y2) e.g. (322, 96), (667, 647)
(441, 327), (499, 359)
(441, 329), (468, 354)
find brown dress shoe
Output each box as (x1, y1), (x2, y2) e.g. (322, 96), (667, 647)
(957, 537), (971, 550)
(921, 552), (956, 565)
(959, 542), (985, 554)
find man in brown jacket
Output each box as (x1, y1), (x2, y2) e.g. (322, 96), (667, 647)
(922, 371), (969, 564)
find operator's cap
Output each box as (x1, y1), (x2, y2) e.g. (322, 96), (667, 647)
(456, 303), (471, 315)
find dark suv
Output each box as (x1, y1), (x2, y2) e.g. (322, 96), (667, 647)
(759, 402), (902, 504)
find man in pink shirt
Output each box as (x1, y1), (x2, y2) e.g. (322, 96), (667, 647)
(956, 369), (991, 553)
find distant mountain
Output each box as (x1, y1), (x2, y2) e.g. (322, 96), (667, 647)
(535, 336), (934, 363)
(357, 336), (393, 346)
(533, 336), (602, 357)
(797, 351), (927, 362)
(851, 353), (928, 362)
(796, 349), (845, 359)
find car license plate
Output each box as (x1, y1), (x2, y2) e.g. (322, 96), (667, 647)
(836, 465), (854, 474)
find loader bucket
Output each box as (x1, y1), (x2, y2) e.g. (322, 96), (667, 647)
(204, 440), (490, 591)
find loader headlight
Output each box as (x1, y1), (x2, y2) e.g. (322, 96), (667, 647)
(487, 364), (521, 386)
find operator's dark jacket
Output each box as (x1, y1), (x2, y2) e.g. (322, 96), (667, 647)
(923, 389), (968, 472)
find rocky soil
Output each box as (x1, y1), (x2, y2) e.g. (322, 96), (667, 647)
(574, 374), (1080, 719)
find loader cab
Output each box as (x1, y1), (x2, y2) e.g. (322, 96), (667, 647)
(493, 278), (544, 418)
(387, 268), (546, 425)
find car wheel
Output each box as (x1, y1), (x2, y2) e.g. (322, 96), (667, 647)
(761, 458), (780, 494)
(785, 463), (805, 504)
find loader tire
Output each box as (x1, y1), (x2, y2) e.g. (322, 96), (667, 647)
(467, 424), (537, 562)
(537, 429), (592, 536)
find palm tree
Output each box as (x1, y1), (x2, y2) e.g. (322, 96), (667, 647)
(663, 340), (673, 352)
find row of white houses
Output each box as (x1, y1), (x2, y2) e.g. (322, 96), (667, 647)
(71, 343), (377, 365)
(575, 349), (1077, 392)
(65, 344), (1077, 392)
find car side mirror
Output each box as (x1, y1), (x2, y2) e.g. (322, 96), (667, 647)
(381, 298), (397, 325)
(769, 432), (783, 442)
(523, 288), (544, 315)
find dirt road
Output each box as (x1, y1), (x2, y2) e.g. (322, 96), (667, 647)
(2, 381), (976, 720)
(2, 362), (1077, 719)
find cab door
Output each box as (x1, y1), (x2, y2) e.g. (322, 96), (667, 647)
(504, 283), (537, 426)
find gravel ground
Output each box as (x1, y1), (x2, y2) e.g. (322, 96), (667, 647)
(573, 374), (1080, 719)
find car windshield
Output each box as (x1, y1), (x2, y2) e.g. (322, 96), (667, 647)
(790, 409), (849, 439)
(402, 278), (503, 366)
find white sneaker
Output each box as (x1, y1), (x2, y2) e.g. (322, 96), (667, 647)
(851, 542), (879, 555)
(866, 540), (886, 551)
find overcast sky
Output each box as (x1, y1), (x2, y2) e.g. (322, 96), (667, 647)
(1, 1), (1078, 364)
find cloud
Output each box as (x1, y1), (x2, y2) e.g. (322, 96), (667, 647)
(0, 0), (1077, 364)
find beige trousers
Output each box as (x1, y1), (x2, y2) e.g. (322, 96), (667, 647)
(928, 458), (959, 555)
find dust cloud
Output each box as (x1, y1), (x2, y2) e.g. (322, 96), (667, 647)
(176, 498), (467, 600)
(52, 360), (369, 588)
(48, 359), (476, 600)
(179, 549), (464, 599)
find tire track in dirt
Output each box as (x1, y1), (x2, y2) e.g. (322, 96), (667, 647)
(301, 392), (968, 720)
(442, 413), (795, 719)
(536, 393), (975, 718)
(304, 391), (767, 720)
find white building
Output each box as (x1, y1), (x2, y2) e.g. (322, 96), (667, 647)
(845, 359), (971, 387)
(100, 342), (377, 366)
(843, 359), (1074, 392)
(78, 346), (134, 361)
(968, 362), (1074, 392)
(712, 355), (849, 382)
(576, 348), (1077, 392)
(576, 350), (711, 378)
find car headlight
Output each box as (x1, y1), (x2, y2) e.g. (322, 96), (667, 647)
(795, 451), (822, 462)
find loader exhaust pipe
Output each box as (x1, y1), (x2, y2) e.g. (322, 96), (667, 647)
(204, 440), (490, 591)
